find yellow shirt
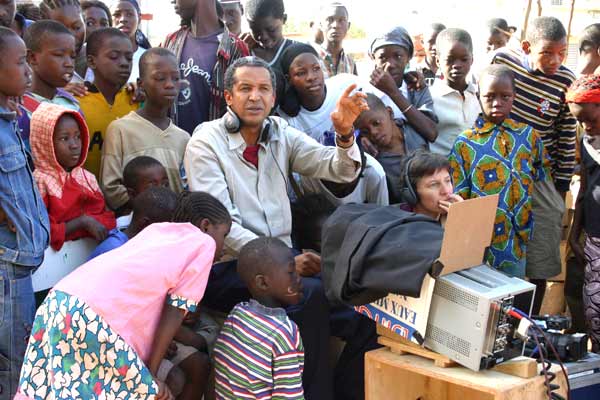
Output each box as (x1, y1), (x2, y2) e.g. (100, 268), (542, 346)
(79, 83), (139, 177)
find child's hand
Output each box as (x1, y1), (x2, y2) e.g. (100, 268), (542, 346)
(239, 32), (257, 50)
(360, 136), (379, 157)
(295, 251), (321, 277)
(154, 379), (174, 400)
(330, 83), (369, 138)
(370, 67), (398, 97)
(126, 82), (145, 104)
(438, 194), (464, 214)
(84, 217), (108, 241)
(404, 70), (426, 91)
(63, 82), (88, 97)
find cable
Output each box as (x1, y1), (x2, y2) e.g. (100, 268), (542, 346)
(510, 307), (571, 400)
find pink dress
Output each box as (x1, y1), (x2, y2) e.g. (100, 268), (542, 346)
(16, 222), (215, 399)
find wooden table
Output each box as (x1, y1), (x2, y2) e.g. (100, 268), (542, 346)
(365, 347), (568, 400)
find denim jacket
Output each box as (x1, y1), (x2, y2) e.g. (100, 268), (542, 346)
(0, 107), (49, 267)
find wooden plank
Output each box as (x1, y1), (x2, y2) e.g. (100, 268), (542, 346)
(491, 357), (537, 378)
(365, 348), (568, 400)
(378, 336), (457, 368)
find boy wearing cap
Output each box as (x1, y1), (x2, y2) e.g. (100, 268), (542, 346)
(314, 2), (357, 77)
(368, 26), (439, 149)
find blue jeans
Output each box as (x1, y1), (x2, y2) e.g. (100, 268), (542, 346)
(0, 261), (35, 400)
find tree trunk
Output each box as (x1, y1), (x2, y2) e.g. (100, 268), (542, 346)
(522, 0), (533, 42)
(537, 0), (543, 16)
(567, 0), (576, 57)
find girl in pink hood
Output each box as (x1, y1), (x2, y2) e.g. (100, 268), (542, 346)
(30, 102), (115, 250)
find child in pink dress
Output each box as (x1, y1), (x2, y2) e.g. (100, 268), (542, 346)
(16, 193), (232, 400)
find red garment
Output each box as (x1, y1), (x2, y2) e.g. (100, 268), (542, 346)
(30, 103), (115, 250)
(566, 74), (600, 103)
(44, 175), (116, 250)
(243, 144), (260, 168)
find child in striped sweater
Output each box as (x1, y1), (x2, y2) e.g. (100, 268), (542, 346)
(214, 237), (305, 399)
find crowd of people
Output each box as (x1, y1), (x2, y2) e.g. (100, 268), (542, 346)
(0, 0), (599, 399)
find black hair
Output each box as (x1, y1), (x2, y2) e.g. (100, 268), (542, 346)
(579, 23), (600, 51)
(224, 56), (276, 92)
(245, 0), (284, 21)
(17, 3), (43, 21)
(436, 28), (473, 54)
(172, 191), (231, 227)
(81, 0), (112, 26)
(486, 18), (509, 36)
(139, 47), (177, 79)
(478, 64), (515, 90)
(122, 155), (164, 189)
(403, 149), (451, 190)
(86, 26), (128, 56)
(39, 0), (81, 19)
(132, 186), (178, 224)
(291, 194), (336, 251)
(237, 237), (293, 287)
(526, 16), (566, 45)
(430, 22), (446, 34)
(24, 20), (73, 52)
(363, 93), (388, 113)
(319, 1), (348, 17)
(0, 26), (20, 53)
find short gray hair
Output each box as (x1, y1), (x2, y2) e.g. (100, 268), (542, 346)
(224, 56), (277, 93)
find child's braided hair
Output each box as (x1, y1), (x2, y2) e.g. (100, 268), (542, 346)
(172, 191), (232, 227)
(40, 0), (82, 19)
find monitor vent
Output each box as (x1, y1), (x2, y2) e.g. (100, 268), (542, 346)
(427, 324), (471, 357)
(434, 280), (479, 312)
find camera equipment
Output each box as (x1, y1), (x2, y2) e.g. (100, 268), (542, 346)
(523, 315), (588, 362)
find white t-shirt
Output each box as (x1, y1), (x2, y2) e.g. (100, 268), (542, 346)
(278, 73), (403, 142)
(297, 153), (389, 206)
(129, 46), (146, 83)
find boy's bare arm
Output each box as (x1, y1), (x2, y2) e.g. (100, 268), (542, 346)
(173, 325), (208, 352)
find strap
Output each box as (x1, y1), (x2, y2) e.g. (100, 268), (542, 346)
(22, 94), (42, 113)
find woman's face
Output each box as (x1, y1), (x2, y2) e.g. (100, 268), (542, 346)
(415, 168), (453, 217)
(112, 1), (139, 40)
(288, 53), (325, 104)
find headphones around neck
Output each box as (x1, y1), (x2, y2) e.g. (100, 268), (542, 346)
(401, 156), (418, 206)
(224, 106), (272, 143)
(224, 106), (241, 133)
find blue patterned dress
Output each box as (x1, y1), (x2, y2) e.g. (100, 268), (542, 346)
(449, 116), (551, 277)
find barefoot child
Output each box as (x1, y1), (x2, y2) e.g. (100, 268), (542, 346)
(16, 193), (232, 400)
(449, 65), (550, 278)
(214, 237), (304, 400)
(566, 74), (600, 351)
(30, 102), (115, 250)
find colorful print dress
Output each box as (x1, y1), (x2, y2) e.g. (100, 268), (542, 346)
(449, 116), (551, 277)
(15, 223), (215, 399)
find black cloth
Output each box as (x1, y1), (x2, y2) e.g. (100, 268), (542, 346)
(582, 140), (600, 237)
(321, 203), (444, 305)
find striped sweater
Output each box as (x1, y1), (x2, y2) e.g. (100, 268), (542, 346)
(491, 48), (577, 192)
(214, 300), (304, 399)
